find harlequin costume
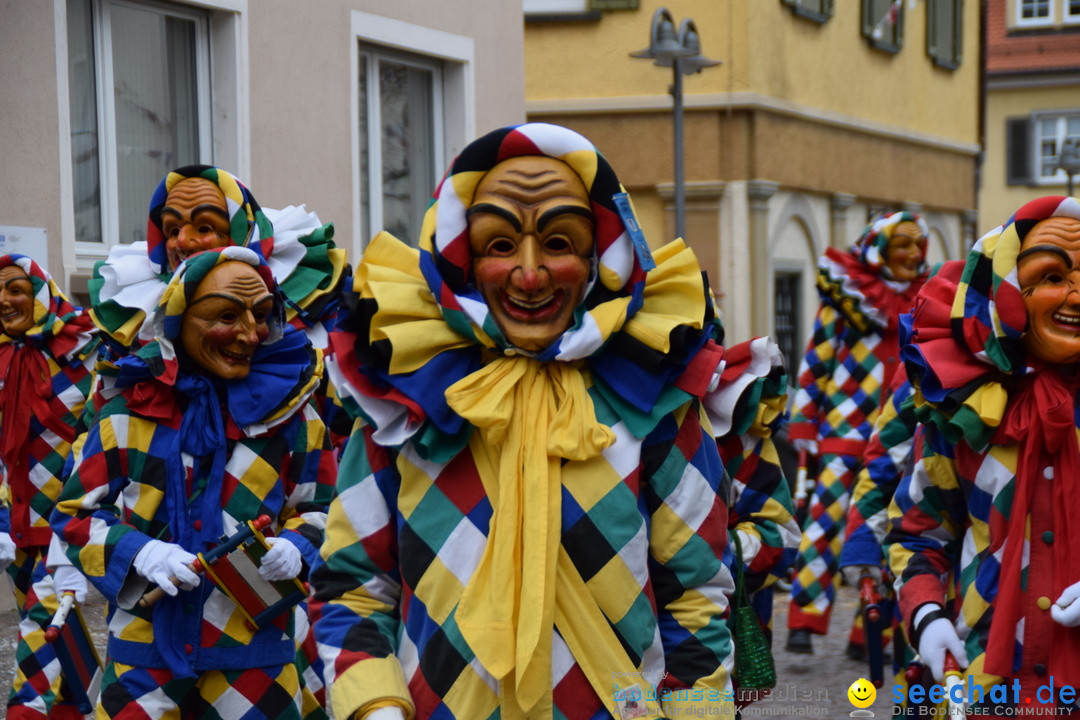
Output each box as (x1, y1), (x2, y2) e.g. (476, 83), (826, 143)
(786, 211), (929, 639)
(840, 262), (964, 573)
(87, 166), (348, 716)
(0, 255), (99, 720)
(709, 337), (799, 705)
(888, 196), (1080, 705)
(310, 123), (737, 720)
(50, 247), (336, 720)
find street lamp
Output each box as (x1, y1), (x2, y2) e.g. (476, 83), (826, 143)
(631, 8), (720, 242)
(1058, 138), (1080, 197)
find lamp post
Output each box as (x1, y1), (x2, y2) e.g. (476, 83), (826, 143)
(1058, 138), (1080, 197)
(631, 8), (720, 242)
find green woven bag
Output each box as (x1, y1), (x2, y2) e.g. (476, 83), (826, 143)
(728, 531), (777, 690)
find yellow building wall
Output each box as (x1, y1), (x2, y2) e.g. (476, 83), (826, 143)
(525, 0), (980, 144)
(981, 84), (1079, 235)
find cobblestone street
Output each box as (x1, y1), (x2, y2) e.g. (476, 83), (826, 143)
(745, 583), (896, 719)
(0, 582), (895, 719)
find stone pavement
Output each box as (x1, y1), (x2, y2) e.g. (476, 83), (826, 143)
(744, 582), (897, 719)
(0, 580), (898, 719)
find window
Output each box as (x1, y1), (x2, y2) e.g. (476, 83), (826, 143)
(1017, 0), (1052, 26)
(774, 272), (802, 382)
(1006, 113), (1080, 186)
(1069, 0), (1080, 22)
(927, 0), (963, 69)
(862, 0), (905, 53)
(1038, 113), (1080, 181)
(351, 11), (474, 252)
(359, 47), (442, 247)
(66, 0), (213, 251)
(782, 0), (834, 23)
(523, 0), (636, 14)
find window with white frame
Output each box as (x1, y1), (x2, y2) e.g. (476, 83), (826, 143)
(523, 0), (638, 14)
(351, 11), (474, 252)
(1067, 0), (1080, 21)
(359, 47), (442, 247)
(1038, 113), (1080, 180)
(1006, 112), (1080, 185)
(525, 0), (587, 12)
(67, 0), (215, 251)
(1017, 0), (1052, 25)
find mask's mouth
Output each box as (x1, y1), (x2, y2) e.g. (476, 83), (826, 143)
(219, 347), (254, 365)
(1052, 310), (1080, 328)
(502, 290), (562, 321)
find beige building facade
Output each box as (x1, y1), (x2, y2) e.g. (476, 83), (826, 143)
(1, 0), (526, 298)
(525, 0), (981, 362)
(980, 0), (1080, 233)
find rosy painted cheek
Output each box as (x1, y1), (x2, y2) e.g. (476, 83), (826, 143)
(255, 326), (270, 343)
(545, 257), (589, 285)
(204, 325), (236, 347)
(197, 236), (228, 250)
(474, 259), (516, 288)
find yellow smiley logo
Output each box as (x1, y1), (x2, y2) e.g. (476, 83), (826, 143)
(847, 677), (876, 709)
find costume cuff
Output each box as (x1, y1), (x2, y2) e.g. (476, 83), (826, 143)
(910, 603), (948, 650)
(331, 657), (413, 720)
(898, 573), (947, 635)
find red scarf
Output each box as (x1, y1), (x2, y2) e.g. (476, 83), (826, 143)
(985, 368), (1080, 682)
(0, 343), (55, 469)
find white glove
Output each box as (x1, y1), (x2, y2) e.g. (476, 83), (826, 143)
(792, 438), (819, 455)
(132, 539), (200, 596)
(841, 563), (883, 589)
(363, 708), (407, 720)
(52, 565), (88, 603)
(0, 531), (15, 570)
(1052, 581), (1080, 627)
(259, 536), (302, 582)
(914, 605), (968, 682)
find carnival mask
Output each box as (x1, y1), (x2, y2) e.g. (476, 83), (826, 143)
(885, 221), (927, 283)
(0, 266), (36, 338)
(162, 178), (233, 271)
(180, 261), (273, 379)
(1017, 216), (1080, 365)
(467, 156), (595, 353)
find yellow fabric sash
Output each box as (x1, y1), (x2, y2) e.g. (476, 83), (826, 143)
(447, 357), (615, 713)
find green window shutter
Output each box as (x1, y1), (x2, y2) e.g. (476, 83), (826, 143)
(782, 0), (834, 23)
(863, 0), (904, 53)
(927, 0), (963, 69)
(587, 0), (638, 9)
(1007, 117), (1034, 186)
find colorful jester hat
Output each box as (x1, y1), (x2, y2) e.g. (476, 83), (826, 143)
(146, 164), (274, 275)
(0, 254), (97, 360)
(901, 196), (1080, 447)
(138, 246), (283, 374)
(851, 210), (930, 276)
(101, 244), (321, 440)
(92, 165), (346, 351)
(420, 122), (652, 362)
(816, 210), (930, 333)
